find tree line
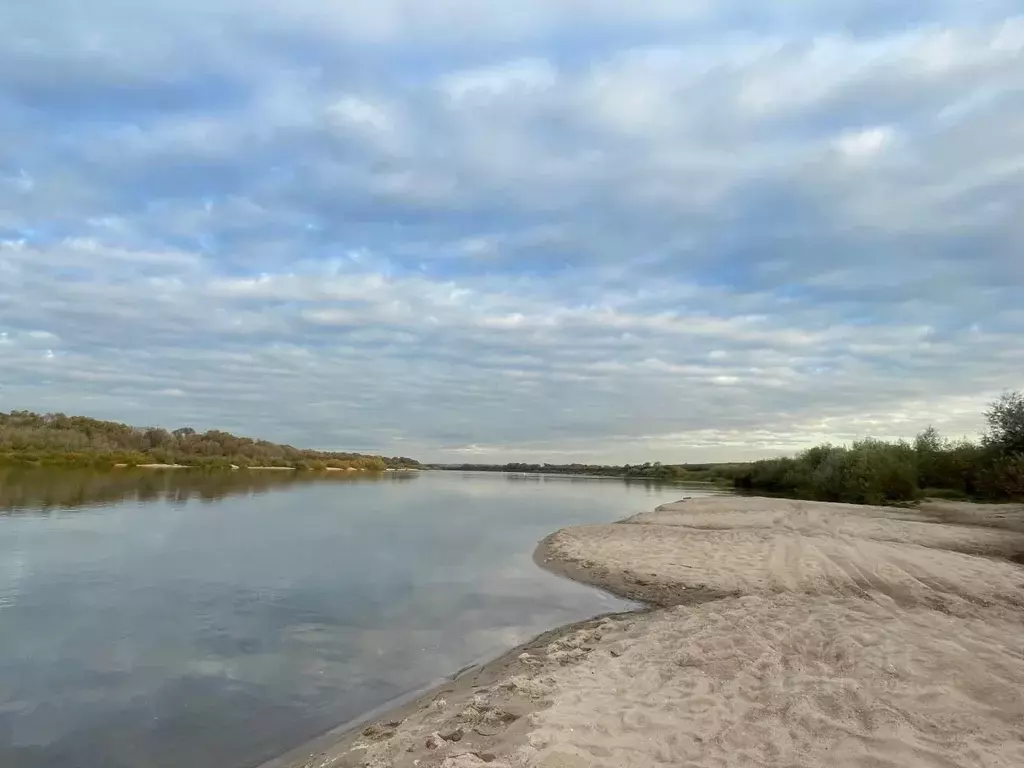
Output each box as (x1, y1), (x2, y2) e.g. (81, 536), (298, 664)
(731, 391), (1024, 504)
(439, 461), (740, 482)
(442, 391), (1024, 505)
(0, 411), (421, 471)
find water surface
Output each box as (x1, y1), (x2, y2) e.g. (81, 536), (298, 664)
(0, 468), (721, 768)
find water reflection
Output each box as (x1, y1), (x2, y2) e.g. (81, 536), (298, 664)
(496, 471), (718, 490)
(0, 470), (715, 768)
(0, 467), (416, 512)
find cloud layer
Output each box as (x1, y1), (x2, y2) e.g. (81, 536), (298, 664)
(2, 2), (1022, 461)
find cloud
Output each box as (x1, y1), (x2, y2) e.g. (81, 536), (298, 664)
(1, 2), (1021, 462)
(833, 126), (897, 158)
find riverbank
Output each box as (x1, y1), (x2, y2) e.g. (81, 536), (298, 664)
(266, 497), (1024, 768)
(108, 463), (417, 471)
(257, 611), (642, 768)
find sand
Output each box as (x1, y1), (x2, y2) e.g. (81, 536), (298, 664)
(539, 521), (1024, 611)
(112, 463), (190, 469)
(519, 593), (1024, 768)
(267, 497), (1024, 768)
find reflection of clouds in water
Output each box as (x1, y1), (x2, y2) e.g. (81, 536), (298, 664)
(262, 570), (632, 706)
(282, 622), (344, 648)
(0, 471), (712, 768)
(335, 575), (630, 686)
(186, 658), (245, 680)
(432, 471), (693, 506)
(4, 674), (310, 768)
(0, 549), (28, 609)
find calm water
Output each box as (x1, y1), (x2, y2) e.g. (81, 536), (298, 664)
(0, 468), (722, 768)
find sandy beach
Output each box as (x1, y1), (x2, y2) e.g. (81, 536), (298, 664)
(266, 497), (1024, 768)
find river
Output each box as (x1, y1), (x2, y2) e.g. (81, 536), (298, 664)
(0, 467), (722, 767)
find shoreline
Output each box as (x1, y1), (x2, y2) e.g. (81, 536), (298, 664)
(531, 529), (739, 608)
(257, 528), (656, 768)
(263, 496), (1024, 768)
(255, 610), (641, 768)
(107, 464), (416, 472)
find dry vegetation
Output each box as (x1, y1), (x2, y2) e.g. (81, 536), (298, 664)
(0, 411), (420, 470)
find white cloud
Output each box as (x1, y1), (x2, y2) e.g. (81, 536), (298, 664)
(0, 2), (1021, 461)
(834, 126), (896, 159)
(328, 96), (394, 132)
(441, 59), (557, 102)
(248, 0), (714, 43)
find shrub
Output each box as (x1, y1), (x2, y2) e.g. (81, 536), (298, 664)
(978, 455), (1024, 500)
(734, 393), (1024, 505)
(740, 439), (919, 505)
(984, 391), (1024, 456)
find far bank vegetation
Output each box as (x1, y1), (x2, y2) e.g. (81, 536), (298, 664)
(444, 392), (1024, 505)
(441, 461), (733, 482)
(0, 411), (420, 471)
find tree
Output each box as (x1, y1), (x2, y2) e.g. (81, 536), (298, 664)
(984, 391), (1024, 456)
(145, 428), (172, 449)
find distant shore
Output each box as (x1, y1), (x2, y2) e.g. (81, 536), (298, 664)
(266, 496), (1024, 768)
(0, 411), (422, 473)
(109, 463), (418, 472)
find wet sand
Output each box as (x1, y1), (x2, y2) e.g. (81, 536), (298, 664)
(265, 497), (1024, 768)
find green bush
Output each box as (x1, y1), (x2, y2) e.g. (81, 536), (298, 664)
(985, 391), (1024, 455)
(734, 394), (1024, 505)
(979, 455), (1024, 500)
(809, 440), (918, 505)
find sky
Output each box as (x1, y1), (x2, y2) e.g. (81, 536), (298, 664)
(1, 1), (1022, 463)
